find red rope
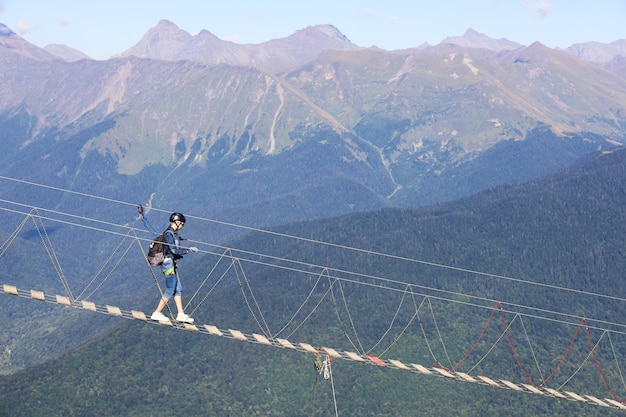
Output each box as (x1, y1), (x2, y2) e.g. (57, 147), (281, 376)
(432, 302), (625, 402)
(500, 311), (625, 401)
(500, 304), (537, 386)
(451, 302), (499, 372)
(537, 319), (584, 387)
(584, 319), (623, 402)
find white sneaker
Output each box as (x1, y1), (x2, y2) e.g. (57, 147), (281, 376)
(151, 311), (169, 321)
(176, 313), (194, 324)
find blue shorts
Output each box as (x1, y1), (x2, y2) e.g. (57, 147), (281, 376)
(161, 259), (181, 300)
(163, 273), (182, 300)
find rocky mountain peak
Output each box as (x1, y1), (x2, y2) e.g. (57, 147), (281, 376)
(44, 44), (91, 61)
(0, 22), (56, 61)
(566, 39), (626, 64)
(441, 28), (522, 51)
(119, 19), (194, 59)
(280, 24), (355, 49)
(0, 23), (14, 37)
(298, 24), (352, 43)
(119, 20), (359, 71)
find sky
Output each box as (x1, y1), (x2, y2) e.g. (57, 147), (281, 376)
(0, 0), (625, 60)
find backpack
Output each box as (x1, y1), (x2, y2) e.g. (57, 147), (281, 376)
(147, 230), (172, 266)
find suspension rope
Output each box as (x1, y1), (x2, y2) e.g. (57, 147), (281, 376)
(3, 182), (626, 402)
(451, 302), (499, 372)
(328, 275), (364, 354)
(369, 285), (421, 357)
(376, 290), (423, 359)
(466, 309), (520, 375)
(607, 332), (626, 392)
(185, 248), (230, 309)
(326, 354), (339, 417)
(519, 314), (546, 384)
(31, 209), (75, 302)
(281, 273), (337, 340)
(336, 278), (365, 354)
(75, 230), (137, 301)
(367, 284), (412, 354)
(501, 306), (536, 386)
(557, 326), (607, 391)
(187, 261), (232, 318)
(2, 200), (626, 336)
(138, 204), (159, 235)
(416, 299), (443, 365)
(585, 325), (621, 401)
(3, 204), (618, 342)
(232, 258), (273, 338)
(274, 268), (326, 338)
(3, 202), (626, 342)
(0, 212), (30, 257)
(2, 175), (625, 308)
(428, 297), (454, 370)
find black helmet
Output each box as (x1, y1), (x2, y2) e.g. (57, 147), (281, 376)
(170, 212), (186, 223)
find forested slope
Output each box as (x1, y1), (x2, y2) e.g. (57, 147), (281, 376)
(1, 148), (625, 416)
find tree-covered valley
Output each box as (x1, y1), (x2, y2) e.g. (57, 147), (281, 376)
(1, 147), (625, 416)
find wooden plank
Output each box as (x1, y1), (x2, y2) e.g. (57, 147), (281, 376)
(183, 323), (198, 331)
(30, 290), (45, 301)
(56, 295), (71, 306)
(603, 398), (626, 409)
(131, 310), (147, 321)
(454, 372), (477, 383)
(585, 395), (610, 407)
(157, 319), (173, 327)
(389, 359), (411, 370)
(228, 329), (247, 341)
(252, 333), (272, 345)
(410, 363), (433, 374)
(564, 391), (587, 402)
(432, 367), (455, 379)
(544, 388), (567, 399)
(322, 347), (342, 359)
(299, 343), (319, 354)
(204, 325), (223, 336)
(344, 351), (366, 362)
(276, 338), (297, 350)
(476, 375), (500, 387)
(106, 305), (123, 317)
(521, 384), (543, 395)
(366, 355), (387, 367)
(2, 285), (18, 295)
(81, 300), (97, 311)
(499, 379), (523, 391)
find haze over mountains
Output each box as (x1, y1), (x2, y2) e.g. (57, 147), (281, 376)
(31, 20), (626, 69)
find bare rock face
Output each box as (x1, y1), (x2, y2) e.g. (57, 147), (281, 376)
(119, 20), (360, 71)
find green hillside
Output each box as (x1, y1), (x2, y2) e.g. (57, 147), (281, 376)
(1, 147), (626, 416)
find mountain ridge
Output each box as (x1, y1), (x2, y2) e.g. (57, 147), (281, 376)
(118, 20), (361, 72)
(4, 20), (622, 68)
(1, 22), (624, 224)
(439, 28), (523, 51)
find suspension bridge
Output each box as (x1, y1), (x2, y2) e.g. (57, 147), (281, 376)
(1, 175), (626, 412)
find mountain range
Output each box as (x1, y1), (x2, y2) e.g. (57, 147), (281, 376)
(1, 20), (625, 232)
